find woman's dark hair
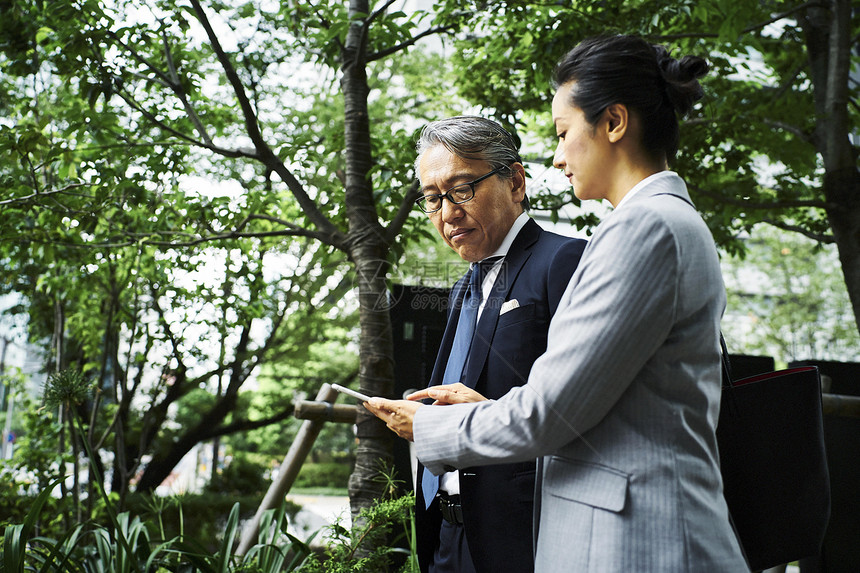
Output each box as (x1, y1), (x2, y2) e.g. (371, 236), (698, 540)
(553, 34), (708, 161)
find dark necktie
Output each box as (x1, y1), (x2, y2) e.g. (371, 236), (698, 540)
(421, 256), (501, 509)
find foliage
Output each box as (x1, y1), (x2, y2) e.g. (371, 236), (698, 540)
(294, 462), (353, 491)
(134, 492), (301, 554)
(2, 465), (417, 572)
(0, 371), (69, 534)
(434, 0), (859, 332)
(722, 226), (860, 367)
(204, 451), (272, 497)
(0, 490), (315, 572)
(0, 0), (477, 522)
(299, 492), (417, 573)
(3, 415), (311, 573)
(238, 333), (360, 461)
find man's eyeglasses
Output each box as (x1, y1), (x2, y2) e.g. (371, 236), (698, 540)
(415, 166), (508, 214)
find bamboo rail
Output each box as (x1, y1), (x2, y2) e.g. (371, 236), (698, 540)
(292, 394), (860, 423)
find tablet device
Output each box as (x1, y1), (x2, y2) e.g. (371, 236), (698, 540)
(332, 383), (373, 402)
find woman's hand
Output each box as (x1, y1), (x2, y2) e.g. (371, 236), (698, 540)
(406, 383), (487, 405)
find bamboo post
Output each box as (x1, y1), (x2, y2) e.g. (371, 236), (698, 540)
(237, 383), (344, 554)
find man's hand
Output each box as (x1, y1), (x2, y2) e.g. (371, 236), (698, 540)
(407, 382), (488, 405)
(364, 398), (422, 441)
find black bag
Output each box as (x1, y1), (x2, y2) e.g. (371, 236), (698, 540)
(718, 338), (831, 571)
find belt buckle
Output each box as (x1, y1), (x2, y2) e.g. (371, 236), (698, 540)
(438, 494), (464, 525)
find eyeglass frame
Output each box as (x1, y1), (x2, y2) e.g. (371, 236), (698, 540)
(415, 165), (510, 214)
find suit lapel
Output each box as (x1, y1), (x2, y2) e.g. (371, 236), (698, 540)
(461, 219), (541, 388)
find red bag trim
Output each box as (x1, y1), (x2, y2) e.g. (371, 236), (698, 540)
(732, 366), (818, 387)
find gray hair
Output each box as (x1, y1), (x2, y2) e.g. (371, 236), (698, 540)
(415, 116), (522, 176)
(415, 116), (528, 209)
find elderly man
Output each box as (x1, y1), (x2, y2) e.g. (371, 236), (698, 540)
(397, 116), (585, 573)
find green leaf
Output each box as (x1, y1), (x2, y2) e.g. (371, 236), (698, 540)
(35, 27), (54, 44)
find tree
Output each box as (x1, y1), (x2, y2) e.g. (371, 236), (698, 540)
(0, 0), (475, 522)
(3, 216), (352, 501)
(436, 0), (859, 333)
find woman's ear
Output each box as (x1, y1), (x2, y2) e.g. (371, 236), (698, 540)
(603, 103), (628, 143)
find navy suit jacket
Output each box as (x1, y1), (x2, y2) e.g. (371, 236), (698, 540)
(415, 218), (586, 573)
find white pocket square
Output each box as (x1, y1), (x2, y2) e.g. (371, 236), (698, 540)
(500, 299), (520, 315)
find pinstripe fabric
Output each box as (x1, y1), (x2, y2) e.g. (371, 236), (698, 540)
(413, 173), (749, 572)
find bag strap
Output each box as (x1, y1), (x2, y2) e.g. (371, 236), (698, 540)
(717, 331), (752, 568)
(719, 332), (733, 387)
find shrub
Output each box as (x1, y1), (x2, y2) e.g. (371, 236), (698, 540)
(1, 486), (314, 572)
(125, 492), (304, 553)
(205, 452), (271, 496)
(299, 492), (418, 573)
(294, 462), (352, 490)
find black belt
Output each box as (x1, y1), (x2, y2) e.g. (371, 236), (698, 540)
(437, 492), (464, 525)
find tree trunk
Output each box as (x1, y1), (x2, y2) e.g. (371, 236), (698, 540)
(802, 0), (860, 336)
(342, 0), (397, 522)
(348, 251), (396, 513)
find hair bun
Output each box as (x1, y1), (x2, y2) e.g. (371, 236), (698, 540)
(654, 46), (709, 116)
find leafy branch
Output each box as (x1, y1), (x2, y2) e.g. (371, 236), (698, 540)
(188, 0), (346, 250)
(0, 183), (92, 206)
(689, 183), (834, 210)
(762, 218), (834, 243)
